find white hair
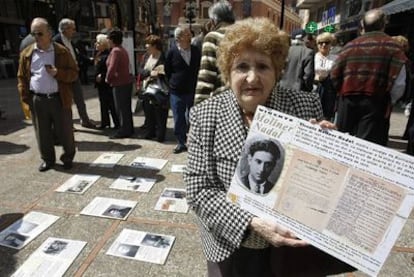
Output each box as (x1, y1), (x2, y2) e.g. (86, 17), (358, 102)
(174, 26), (188, 39)
(58, 18), (75, 33)
(96, 34), (109, 48)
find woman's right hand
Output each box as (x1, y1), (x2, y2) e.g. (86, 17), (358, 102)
(249, 217), (308, 247)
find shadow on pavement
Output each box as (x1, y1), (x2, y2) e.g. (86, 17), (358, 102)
(53, 162), (167, 182)
(76, 140), (141, 152)
(0, 119), (29, 136)
(0, 213), (24, 276)
(0, 141), (30, 155)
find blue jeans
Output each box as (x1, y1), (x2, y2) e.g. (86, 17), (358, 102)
(170, 93), (194, 146)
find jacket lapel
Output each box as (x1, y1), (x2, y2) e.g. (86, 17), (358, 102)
(214, 93), (247, 162)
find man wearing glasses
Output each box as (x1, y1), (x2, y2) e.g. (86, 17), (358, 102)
(54, 18), (96, 129)
(17, 17), (78, 172)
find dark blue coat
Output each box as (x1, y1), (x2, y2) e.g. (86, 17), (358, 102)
(165, 44), (200, 95)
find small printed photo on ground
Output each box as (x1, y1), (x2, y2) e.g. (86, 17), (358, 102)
(161, 189), (186, 199)
(102, 205), (132, 219)
(1, 232), (28, 248)
(141, 234), (172, 249)
(66, 180), (90, 193)
(115, 243), (139, 258)
(42, 239), (68, 255)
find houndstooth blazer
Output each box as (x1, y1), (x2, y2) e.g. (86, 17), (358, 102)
(184, 86), (323, 262)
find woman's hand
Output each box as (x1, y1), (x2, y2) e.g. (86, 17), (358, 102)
(150, 70), (158, 77)
(249, 217), (308, 247)
(309, 118), (337, 130)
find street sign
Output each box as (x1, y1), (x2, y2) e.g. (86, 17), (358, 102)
(305, 21), (318, 34)
(324, 25), (336, 33)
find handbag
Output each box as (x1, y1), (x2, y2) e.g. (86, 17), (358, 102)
(141, 76), (169, 106)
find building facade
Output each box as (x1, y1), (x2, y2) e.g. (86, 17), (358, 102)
(1, 0), (302, 78)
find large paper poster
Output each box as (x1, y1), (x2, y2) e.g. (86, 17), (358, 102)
(227, 105), (414, 276)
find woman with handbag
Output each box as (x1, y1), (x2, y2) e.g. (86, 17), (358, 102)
(94, 34), (119, 130)
(139, 35), (169, 142)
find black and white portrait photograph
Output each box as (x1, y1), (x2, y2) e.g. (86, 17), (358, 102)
(1, 232), (28, 248)
(66, 180), (90, 193)
(43, 239), (68, 255)
(116, 243), (139, 257)
(161, 189), (186, 199)
(102, 205), (132, 219)
(237, 135), (285, 195)
(141, 234), (171, 248)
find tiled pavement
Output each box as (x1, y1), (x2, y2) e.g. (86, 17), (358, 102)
(0, 78), (413, 276)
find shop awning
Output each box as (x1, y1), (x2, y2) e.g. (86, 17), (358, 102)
(381, 0), (414, 15)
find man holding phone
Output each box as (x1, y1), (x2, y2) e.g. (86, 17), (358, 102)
(17, 17), (78, 172)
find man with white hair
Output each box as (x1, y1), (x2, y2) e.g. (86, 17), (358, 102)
(54, 18), (95, 128)
(165, 26), (201, 153)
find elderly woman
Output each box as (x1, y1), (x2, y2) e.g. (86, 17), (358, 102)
(194, 0), (235, 104)
(139, 35), (168, 142)
(94, 34), (119, 130)
(106, 30), (134, 139)
(184, 18), (353, 276)
(314, 32), (337, 121)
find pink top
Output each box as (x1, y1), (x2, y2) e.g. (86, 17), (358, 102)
(106, 46), (132, 87)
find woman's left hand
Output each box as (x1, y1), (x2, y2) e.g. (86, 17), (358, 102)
(309, 119), (337, 130)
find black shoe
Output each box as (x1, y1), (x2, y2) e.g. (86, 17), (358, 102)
(173, 145), (187, 154)
(81, 120), (96, 129)
(144, 132), (156, 140)
(39, 162), (54, 172)
(63, 161), (73, 170)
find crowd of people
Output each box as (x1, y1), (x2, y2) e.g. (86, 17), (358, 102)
(16, 1), (413, 276)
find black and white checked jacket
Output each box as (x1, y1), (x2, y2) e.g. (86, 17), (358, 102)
(184, 86), (323, 262)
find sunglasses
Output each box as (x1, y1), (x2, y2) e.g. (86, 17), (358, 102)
(31, 32), (44, 37)
(318, 41), (330, 45)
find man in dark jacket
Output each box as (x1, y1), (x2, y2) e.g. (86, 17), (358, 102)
(165, 26), (201, 153)
(279, 29), (315, 92)
(54, 18), (95, 128)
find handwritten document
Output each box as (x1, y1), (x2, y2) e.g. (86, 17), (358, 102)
(227, 106), (414, 276)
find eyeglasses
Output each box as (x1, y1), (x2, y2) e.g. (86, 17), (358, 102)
(31, 32), (44, 37)
(318, 41), (330, 45)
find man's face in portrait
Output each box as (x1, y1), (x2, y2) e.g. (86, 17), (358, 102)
(247, 151), (275, 183)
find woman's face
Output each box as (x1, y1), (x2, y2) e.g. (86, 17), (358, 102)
(95, 40), (105, 51)
(230, 49), (276, 114)
(146, 43), (157, 55)
(317, 40), (331, 56)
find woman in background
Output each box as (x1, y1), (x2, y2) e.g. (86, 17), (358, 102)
(139, 35), (168, 142)
(106, 30), (134, 139)
(314, 32), (337, 121)
(94, 34), (119, 130)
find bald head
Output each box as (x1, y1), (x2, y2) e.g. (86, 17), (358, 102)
(363, 9), (386, 32)
(30, 17), (53, 50)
